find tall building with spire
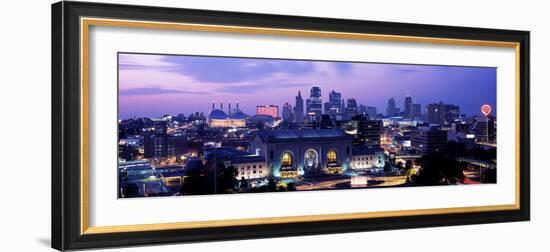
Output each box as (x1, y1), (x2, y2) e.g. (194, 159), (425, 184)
(386, 98), (396, 117)
(404, 95), (413, 119)
(294, 91), (304, 123)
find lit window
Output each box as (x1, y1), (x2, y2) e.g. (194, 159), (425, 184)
(327, 150), (337, 164)
(281, 152), (293, 167)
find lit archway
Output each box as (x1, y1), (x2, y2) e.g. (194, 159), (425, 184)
(281, 152), (293, 168)
(327, 149), (338, 165)
(280, 151), (297, 178)
(304, 149), (319, 172)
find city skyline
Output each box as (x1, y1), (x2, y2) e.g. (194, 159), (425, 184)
(119, 53), (497, 119)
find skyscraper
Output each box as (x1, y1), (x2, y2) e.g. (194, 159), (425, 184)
(426, 102), (460, 124)
(306, 86), (323, 119)
(426, 102), (443, 124)
(294, 91), (304, 123)
(345, 98), (358, 116)
(359, 104), (367, 114)
(352, 114), (382, 149)
(327, 90), (343, 118)
(475, 116), (496, 144)
(363, 119), (382, 149)
(411, 104), (421, 120)
(366, 106), (377, 120)
(487, 116), (496, 144)
(404, 95), (413, 119)
(443, 104), (460, 124)
(411, 128), (448, 154)
(282, 102), (293, 122)
(386, 98), (396, 117)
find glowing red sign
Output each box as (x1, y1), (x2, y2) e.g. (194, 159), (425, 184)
(481, 104), (492, 117)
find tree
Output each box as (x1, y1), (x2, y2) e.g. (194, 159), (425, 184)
(468, 147), (491, 161)
(267, 177), (277, 192)
(456, 161), (468, 182)
(487, 147), (497, 161)
(181, 163), (211, 195)
(415, 154), (463, 185)
(446, 141), (466, 157)
(216, 163), (237, 193)
(239, 177), (248, 193)
(121, 183), (140, 198)
(405, 160), (413, 170)
(396, 161), (404, 169)
(287, 182), (297, 191)
(484, 168), (497, 183)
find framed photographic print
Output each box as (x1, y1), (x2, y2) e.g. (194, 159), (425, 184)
(52, 1), (530, 251)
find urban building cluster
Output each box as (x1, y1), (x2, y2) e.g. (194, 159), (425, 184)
(118, 86), (497, 198)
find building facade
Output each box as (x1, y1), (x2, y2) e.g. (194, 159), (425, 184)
(249, 129), (353, 178)
(352, 114), (382, 149)
(231, 155), (269, 180)
(282, 102), (293, 122)
(411, 103), (422, 120)
(475, 116), (496, 144)
(345, 98), (358, 116)
(426, 102), (460, 125)
(327, 90), (343, 118)
(256, 105), (279, 118)
(350, 148), (385, 170)
(208, 102), (246, 128)
(306, 86), (323, 119)
(426, 102), (443, 124)
(366, 106), (377, 120)
(143, 133), (187, 159)
(411, 128), (448, 154)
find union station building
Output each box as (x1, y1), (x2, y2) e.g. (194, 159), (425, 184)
(249, 129), (354, 178)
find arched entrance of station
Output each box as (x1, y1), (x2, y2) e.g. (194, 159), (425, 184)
(279, 151), (297, 178)
(303, 149), (319, 174)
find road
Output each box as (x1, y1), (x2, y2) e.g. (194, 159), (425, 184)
(294, 175), (407, 191)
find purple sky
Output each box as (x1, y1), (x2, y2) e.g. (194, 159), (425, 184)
(118, 53), (496, 119)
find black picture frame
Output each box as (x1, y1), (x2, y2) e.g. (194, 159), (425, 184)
(52, 1), (530, 251)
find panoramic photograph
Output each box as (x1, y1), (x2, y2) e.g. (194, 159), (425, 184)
(117, 52), (497, 198)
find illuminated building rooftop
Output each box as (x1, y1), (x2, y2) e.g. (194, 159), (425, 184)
(209, 109), (228, 120)
(257, 129), (351, 142)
